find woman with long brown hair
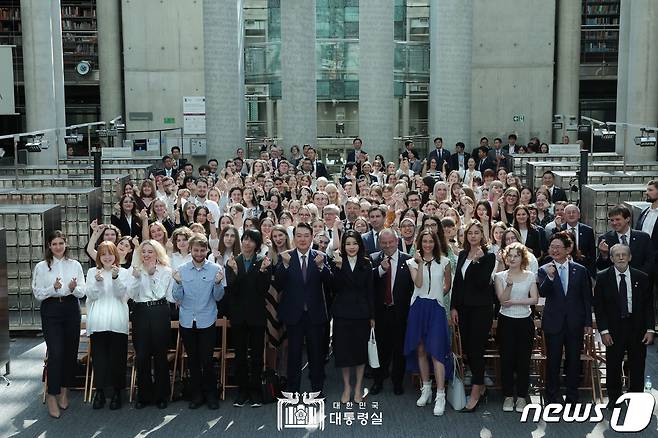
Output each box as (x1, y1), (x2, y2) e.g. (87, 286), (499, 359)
(32, 231), (86, 418)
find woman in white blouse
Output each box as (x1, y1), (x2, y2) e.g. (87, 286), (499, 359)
(32, 230), (86, 418)
(85, 241), (130, 410)
(462, 157), (482, 186)
(404, 229), (453, 417)
(127, 240), (174, 409)
(171, 227), (193, 271)
(494, 242), (539, 413)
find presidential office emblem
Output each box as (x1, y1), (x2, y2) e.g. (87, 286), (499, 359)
(277, 391), (325, 431)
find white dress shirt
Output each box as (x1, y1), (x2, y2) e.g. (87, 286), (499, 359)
(407, 256), (450, 308)
(347, 255), (357, 271)
(617, 229), (631, 246)
(32, 257), (86, 301)
(85, 267), (130, 335)
(127, 265), (175, 303)
(171, 252), (192, 271)
(641, 206), (658, 237)
(554, 260), (570, 292)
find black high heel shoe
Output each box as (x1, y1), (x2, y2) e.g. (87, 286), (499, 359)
(460, 396), (483, 413)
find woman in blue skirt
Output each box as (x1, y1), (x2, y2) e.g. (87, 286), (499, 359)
(404, 228), (453, 416)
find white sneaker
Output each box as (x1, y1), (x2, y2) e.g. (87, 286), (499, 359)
(416, 382), (433, 407)
(433, 391), (446, 416)
(502, 397), (515, 412)
(515, 398), (527, 413)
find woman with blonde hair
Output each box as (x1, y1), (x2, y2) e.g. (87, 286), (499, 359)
(127, 240), (174, 409)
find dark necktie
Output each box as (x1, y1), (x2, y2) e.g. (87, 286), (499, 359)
(384, 256), (393, 305)
(619, 273), (629, 318)
(301, 255), (307, 283)
(621, 234), (628, 246)
(425, 260), (433, 291)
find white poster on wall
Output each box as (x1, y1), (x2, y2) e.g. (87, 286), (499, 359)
(0, 46), (16, 115)
(184, 115), (206, 135)
(183, 96), (206, 114)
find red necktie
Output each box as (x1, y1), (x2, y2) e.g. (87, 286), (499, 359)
(384, 256), (393, 305)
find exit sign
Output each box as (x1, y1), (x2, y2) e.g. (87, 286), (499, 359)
(513, 114), (525, 122)
(164, 117), (175, 124)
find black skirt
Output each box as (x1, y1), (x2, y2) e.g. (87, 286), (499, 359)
(333, 318), (369, 368)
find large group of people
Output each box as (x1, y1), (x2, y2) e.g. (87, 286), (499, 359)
(33, 137), (657, 422)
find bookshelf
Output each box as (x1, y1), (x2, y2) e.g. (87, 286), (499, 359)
(581, 0), (620, 64)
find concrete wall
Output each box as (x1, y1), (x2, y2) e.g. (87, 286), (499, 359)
(471, 0), (555, 147)
(121, 0), (204, 133)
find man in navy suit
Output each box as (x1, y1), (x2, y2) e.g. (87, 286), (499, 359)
(542, 171), (568, 203)
(538, 231), (592, 404)
(428, 137), (451, 173)
(596, 205), (654, 276)
(562, 204), (596, 277)
(361, 205), (387, 256)
(275, 222), (332, 394)
(475, 146), (495, 173)
(593, 244), (655, 408)
(346, 137), (364, 164)
(369, 229), (414, 395)
(635, 180), (658, 331)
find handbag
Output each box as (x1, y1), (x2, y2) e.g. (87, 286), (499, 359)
(447, 353), (466, 410)
(368, 327), (380, 369)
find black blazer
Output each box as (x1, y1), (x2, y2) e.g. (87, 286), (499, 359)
(451, 251), (496, 309)
(593, 267), (654, 338)
(148, 217), (175, 238)
(225, 255), (271, 326)
(548, 186), (568, 203)
(476, 156), (496, 173)
(537, 260), (592, 335)
(596, 230), (655, 275)
(371, 251), (414, 322)
(449, 152), (470, 172)
(428, 148), (452, 172)
(561, 222), (596, 276)
(519, 226), (544, 259)
(635, 206), (658, 255)
(111, 214), (142, 239)
(274, 249), (332, 325)
(329, 257), (374, 320)
(314, 162), (330, 179)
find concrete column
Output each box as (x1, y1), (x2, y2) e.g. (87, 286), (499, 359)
(429, 0), (472, 154)
(97, 0), (124, 125)
(402, 96), (410, 138)
(51, 0), (66, 159)
(615, 0), (631, 155)
(280, 0), (316, 148)
(203, 0), (245, 163)
(554, 0), (580, 143)
(617, 0), (658, 162)
(21, 0), (62, 164)
(359, 0), (394, 161)
(266, 98), (274, 138)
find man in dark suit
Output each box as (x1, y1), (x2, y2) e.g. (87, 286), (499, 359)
(370, 229), (414, 395)
(562, 204), (596, 277)
(275, 223), (332, 394)
(538, 231), (592, 404)
(487, 137), (510, 171)
(160, 155), (177, 178)
(428, 137), (451, 173)
(170, 146), (187, 173)
(593, 244), (655, 408)
(502, 133), (519, 155)
(635, 180), (658, 331)
(361, 205), (387, 255)
(307, 148), (329, 179)
(269, 145), (283, 172)
(475, 146), (495, 173)
(449, 142), (470, 173)
(346, 137), (364, 164)
(596, 205), (654, 275)
(541, 171), (568, 203)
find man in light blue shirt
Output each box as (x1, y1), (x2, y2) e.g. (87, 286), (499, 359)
(173, 233), (225, 410)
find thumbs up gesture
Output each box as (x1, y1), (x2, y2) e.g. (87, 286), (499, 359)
(333, 250), (343, 268)
(314, 252), (325, 269)
(214, 268), (224, 284)
(260, 255), (272, 272)
(227, 254), (238, 273)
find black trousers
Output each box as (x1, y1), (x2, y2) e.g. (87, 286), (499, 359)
(497, 314), (534, 398)
(286, 312), (326, 393)
(133, 303), (170, 403)
(41, 297), (81, 395)
(545, 327), (583, 403)
(605, 319), (647, 405)
(232, 323), (265, 393)
(373, 306), (407, 387)
(459, 305), (493, 385)
(181, 323), (217, 401)
(91, 331), (128, 394)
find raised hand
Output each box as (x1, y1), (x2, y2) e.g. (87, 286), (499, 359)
(314, 253), (325, 269)
(214, 269), (224, 284)
(145, 264), (157, 276)
(474, 247), (485, 260)
(111, 265), (120, 279)
(95, 269), (103, 282)
(280, 250), (292, 266)
(54, 276), (62, 290)
(172, 270), (182, 284)
(413, 251), (423, 265)
(132, 266), (142, 278)
(227, 254), (238, 273)
(380, 256), (390, 272)
(333, 250), (343, 268)
(260, 255), (272, 271)
(68, 277), (77, 292)
(90, 219), (99, 232)
(545, 264), (556, 280)
(207, 213), (215, 224)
